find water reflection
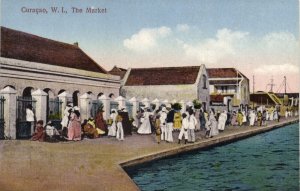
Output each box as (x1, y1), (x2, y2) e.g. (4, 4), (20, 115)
(127, 124), (299, 191)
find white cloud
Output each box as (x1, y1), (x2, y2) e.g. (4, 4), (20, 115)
(176, 24), (190, 32)
(253, 63), (299, 75)
(182, 28), (249, 63)
(123, 26), (171, 51)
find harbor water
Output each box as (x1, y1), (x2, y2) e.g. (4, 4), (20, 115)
(126, 123), (299, 191)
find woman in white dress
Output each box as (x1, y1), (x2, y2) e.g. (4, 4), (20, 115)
(249, 110), (256, 126)
(107, 109), (117, 137)
(208, 110), (219, 137)
(217, 110), (227, 131)
(61, 104), (72, 129)
(137, 109), (152, 134)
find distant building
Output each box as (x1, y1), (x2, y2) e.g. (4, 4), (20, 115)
(207, 68), (250, 110)
(109, 66), (127, 80)
(275, 93), (299, 107)
(250, 91), (282, 107)
(121, 65), (210, 110)
(0, 27), (120, 105)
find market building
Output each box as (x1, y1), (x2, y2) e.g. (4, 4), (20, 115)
(0, 27), (120, 103)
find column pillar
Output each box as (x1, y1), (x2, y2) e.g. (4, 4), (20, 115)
(0, 87), (17, 139)
(32, 89), (48, 124)
(142, 98), (150, 108)
(80, 93), (92, 121)
(99, 95), (110, 120)
(115, 96), (126, 109)
(180, 100), (186, 113)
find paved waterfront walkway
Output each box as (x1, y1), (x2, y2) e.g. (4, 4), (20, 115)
(0, 117), (298, 191)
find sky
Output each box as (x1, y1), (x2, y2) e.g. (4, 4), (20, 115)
(1, 0), (299, 92)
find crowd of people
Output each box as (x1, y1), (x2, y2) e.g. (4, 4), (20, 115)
(28, 102), (297, 144)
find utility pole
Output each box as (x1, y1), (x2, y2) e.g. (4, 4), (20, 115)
(267, 76), (276, 92)
(284, 76), (286, 94)
(252, 75), (255, 93)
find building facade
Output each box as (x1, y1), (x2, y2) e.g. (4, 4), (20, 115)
(207, 68), (250, 110)
(121, 65), (210, 110)
(0, 27), (120, 105)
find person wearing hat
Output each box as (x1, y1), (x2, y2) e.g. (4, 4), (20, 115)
(137, 107), (152, 135)
(187, 109), (197, 143)
(159, 107), (167, 141)
(178, 113), (188, 144)
(166, 104), (175, 142)
(107, 109), (117, 137)
(31, 120), (45, 142)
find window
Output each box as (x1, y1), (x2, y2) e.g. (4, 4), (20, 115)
(221, 86), (228, 93)
(203, 75), (207, 89)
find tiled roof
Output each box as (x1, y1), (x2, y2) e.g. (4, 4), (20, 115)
(109, 66), (127, 79)
(1, 27), (107, 73)
(207, 68), (247, 79)
(125, 66), (201, 86)
(209, 80), (239, 85)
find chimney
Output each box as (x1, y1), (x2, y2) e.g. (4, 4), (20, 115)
(73, 42), (79, 47)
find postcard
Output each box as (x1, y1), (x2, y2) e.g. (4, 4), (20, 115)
(0, 0), (299, 190)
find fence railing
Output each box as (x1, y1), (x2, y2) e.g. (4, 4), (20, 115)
(91, 100), (103, 118)
(126, 101), (133, 118)
(0, 96), (5, 139)
(16, 96), (36, 139)
(110, 101), (119, 111)
(47, 97), (63, 130)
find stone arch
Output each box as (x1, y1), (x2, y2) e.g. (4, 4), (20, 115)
(22, 87), (34, 97)
(109, 93), (115, 99)
(97, 92), (104, 99)
(72, 90), (80, 106)
(3, 85), (16, 89)
(58, 89), (66, 95)
(43, 88), (55, 98)
(87, 91), (96, 100)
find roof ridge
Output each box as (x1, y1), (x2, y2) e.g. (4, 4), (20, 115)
(1, 26), (77, 49)
(131, 65), (200, 70)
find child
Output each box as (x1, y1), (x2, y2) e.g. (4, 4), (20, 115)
(178, 113), (188, 144)
(45, 121), (61, 142)
(31, 120), (45, 142)
(116, 110), (124, 141)
(155, 115), (161, 144)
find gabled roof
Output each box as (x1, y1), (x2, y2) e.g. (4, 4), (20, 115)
(109, 66), (127, 79)
(207, 68), (247, 79)
(1, 26), (107, 73)
(125, 66), (201, 86)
